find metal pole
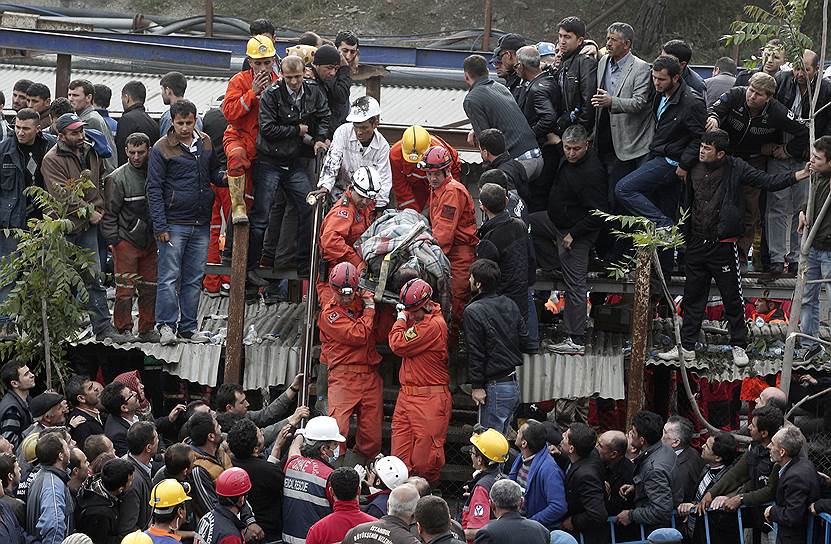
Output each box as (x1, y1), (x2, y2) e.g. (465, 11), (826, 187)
(204, 0), (214, 37)
(626, 248), (651, 428)
(223, 223), (249, 384)
(55, 53), (71, 99)
(482, 0), (493, 51)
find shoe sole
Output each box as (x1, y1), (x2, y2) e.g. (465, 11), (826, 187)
(547, 348), (585, 355)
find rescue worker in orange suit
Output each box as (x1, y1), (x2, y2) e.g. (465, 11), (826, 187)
(422, 145), (478, 339)
(317, 262), (383, 466)
(390, 125), (461, 212)
(221, 35), (279, 285)
(389, 278), (451, 484)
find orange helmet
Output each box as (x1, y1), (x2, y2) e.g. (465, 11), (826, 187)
(329, 262), (359, 295)
(418, 146), (452, 172)
(400, 278), (432, 311)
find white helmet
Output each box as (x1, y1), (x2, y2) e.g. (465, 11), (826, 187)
(346, 95), (381, 123)
(351, 166), (381, 199)
(302, 416), (346, 442)
(375, 455), (409, 489)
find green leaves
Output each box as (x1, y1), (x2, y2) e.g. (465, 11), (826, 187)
(723, 0), (813, 69)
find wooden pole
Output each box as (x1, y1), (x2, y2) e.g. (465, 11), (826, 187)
(204, 0), (214, 37)
(224, 223), (249, 384)
(55, 54), (71, 99)
(41, 298), (51, 391)
(482, 0), (493, 51)
(626, 248), (651, 428)
(365, 76), (381, 104)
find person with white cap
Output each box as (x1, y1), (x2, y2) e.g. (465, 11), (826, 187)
(363, 455), (409, 518)
(312, 95), (392, 209)
(282, 416), (346, 544)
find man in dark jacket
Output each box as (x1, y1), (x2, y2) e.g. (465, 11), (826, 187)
(493, 33), (525, 101)
(252, 55), (329, 277)
(26, 433), (73, 544)
(311, 44), (352, 139)
(0, 361), (34, 450)
(478, 129), (530, 205)
(117, 81), (160, 166)
(66, 374), (104, 448)
(147, 99), (222, 346)
(551, 17), (597, 135)
(597, 430), (634, 517)
(546, 124), (608, 355)
(560, 424), (608, 543)
(661, 416), (704, 505)
(463, 259), (535, 435)
(472, 479), (549, 544)
(101, 382), (140, 457)
(414, 496), (466, 544)
(117, 422), (158, 537)
(764, 427), (820, 544)
(662, 39), (706, 95)
(76, 457), (135, 544)
(615, 55), (706, 230)
(103, 132), (157, 342)
(342, 484), (421, 544)
(656, 130), (809, 367)
(707, 72), (809, 269)
(195, 468), (250, 544)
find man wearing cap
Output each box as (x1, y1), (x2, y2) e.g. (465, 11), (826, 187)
(41, 113), (131, 344)
(195, 467), (251, 544)
(146, 478), (191, 544)
(19, 392), (68, 446)
(389, 279), (451, 484)
(317, 262), (383, 465)
(390, 125), (461, 212)
(311, 44), (353, 138)
(492, 34), (526, 101)
(460, 427), (510, 542)
(312, 96), (392, 208)
(222, 34), (279, 231)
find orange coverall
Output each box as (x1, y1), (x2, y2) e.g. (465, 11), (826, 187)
(429, 177), (478, 338)
(389, 304), (451, 483)
(390, 135), (461, 212)
(203, 187), (231, 292)
(319, 192), (375, 270)
(317, 294), (383, 459)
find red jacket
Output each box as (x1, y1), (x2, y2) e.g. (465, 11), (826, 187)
(222, 69), (278, 157)
(306, 500), (377, 544)
(390, 134), (460, 210)
(319, 192), (374, 268)
(389, 305), (449, 387)
(317, 295), (381, 367)
(429, 177), (478, 255)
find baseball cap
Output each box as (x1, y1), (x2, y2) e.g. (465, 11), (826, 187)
(30, 391), (64, 418)
(55, 113), (85, 133)
(497, 33), (526, 53)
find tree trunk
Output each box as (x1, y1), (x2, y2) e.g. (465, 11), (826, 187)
(634, 0), (668, 53)
(626, 248), (652, 428)
(41, 298), (51, 390)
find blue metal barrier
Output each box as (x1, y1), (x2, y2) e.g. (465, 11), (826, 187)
(819, 512), (831, 544)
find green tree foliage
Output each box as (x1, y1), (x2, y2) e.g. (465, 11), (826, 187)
(723, 0), (814, 68)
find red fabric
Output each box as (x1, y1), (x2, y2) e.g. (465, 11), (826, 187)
(389, 305), (449, 387)
(448, 244), (475, 339)
(328, 368), (383, 459)
(203, 186), (231, 292)
(428, 177), (478, 254)
(305, 500), (377, 544)
(391, 386), (452, 483)
(112, 239), (156, 333)
(319, 192), (374, 269)
(461, 484), (492, 532)
(390, 134), (460, 211)
(114, 370), (150, 411)
(222, 69), (278, 162)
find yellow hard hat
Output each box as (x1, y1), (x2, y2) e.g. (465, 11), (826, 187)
(121, 531), (152, 544)
(247, 35), (276, 59)
(148, 478), (192, 510)
(470, 428), (509, 463)
(286, 44), (317, 65)
(401, 125), (432, 164)
(20, 432), (39, 464)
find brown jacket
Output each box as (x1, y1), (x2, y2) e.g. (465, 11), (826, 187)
(41, 140), (105, 233)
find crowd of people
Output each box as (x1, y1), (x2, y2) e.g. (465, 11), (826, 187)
(1, 10), (831, 544)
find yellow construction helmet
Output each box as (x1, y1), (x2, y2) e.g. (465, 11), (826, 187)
(148, 479), (192, 510)
(286, 44), (317, 65)
(20, 432), (39, 464)
(121, 531), (153, 544)
(469, 428), (509, 463)
(247, 35), (276, 59)
(401, 125), (432, 164)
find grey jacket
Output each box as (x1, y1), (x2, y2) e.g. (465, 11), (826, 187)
(116, 454), (153, 536)
(594, 52), (654, 161)
(630, 441), (677, 527)
(704, 73), (736, 109)
(464, 77), (538, 159)
(26, 465), (74, 544)
(247, 389), (297, 446)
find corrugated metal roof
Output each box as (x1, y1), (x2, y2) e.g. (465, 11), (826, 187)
(0, 63), (470, 128)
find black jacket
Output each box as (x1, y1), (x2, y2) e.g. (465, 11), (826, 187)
(472, 511), (549, 544)
(564, 455), (609, 543)
(682, 156), (802, 240)
(476, 211), (533, 317)
(769, 456), (821, 544)
(232, 456), (284, 542)
(462, 293), (535, 389)
(116, 455), (153, 536)
(486, 153), (529, 202)
(550, 50), (597, 134)
(195, 504), (246, 544)
(504, 71), (523, 102)
(683, 66), (706, 95)
(672, 446), (705, 504)
(256, 79), (330, 166)
(0, 132), (56, 229)
(314, 65), (352, 139)
(68, 408), (104, 451)
(775, 70), (831, 141)
(202, 107), (229, 167)
(103, 415), (131, 457)
(342, 514), (420, 544)
(650, 80), (706, 170)
(518, 72), (560, 146)
(709, 86), (809, 158)
(115, 104), (159, 166)
(547, 148), (608, 239)
(76, 477), (122, 544)
(604, 457), (635, 516)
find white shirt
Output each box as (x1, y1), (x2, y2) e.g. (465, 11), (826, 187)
(317, 122), (393, 207)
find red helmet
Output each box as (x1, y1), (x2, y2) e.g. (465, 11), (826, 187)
(418, 146), (452, 172)
(215, 467), (252, 497)
(329, 262), (359, 295)
(400, 278), (433, 311)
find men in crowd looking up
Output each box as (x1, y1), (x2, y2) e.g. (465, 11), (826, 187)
(101, 381), (140, 457)
(117, 421), (159, 536)
(159, 72), (203, 136)
(390, 125), (461, 212)
(117, 81), (160, 167)
(67, 79), (117, 173)
(66, 374), (104, 450)
(661, 416), (704, 505)
(22, 392), (68, 441)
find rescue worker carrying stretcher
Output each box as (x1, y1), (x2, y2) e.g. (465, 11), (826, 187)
(389, 278), (451, 485)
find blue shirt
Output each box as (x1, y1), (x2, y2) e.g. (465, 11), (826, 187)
(605, 51), (632, 97)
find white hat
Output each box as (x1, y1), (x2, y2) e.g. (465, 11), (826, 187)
(346, 95), (381, 123)
(301, 416), (347, 442)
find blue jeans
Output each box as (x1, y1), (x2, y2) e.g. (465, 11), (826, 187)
(156, 224), (209, 332)
(800, 247), (831, 348)
(479, 377), (520, 435)
(67, 226), (111, 334)
(248, 161), (312, 272)
(614, 157), (682, 228)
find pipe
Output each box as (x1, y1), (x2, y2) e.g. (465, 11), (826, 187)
(39, 16), (153, 29)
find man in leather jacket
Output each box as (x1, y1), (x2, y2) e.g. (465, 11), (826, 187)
(551, 17), (597, 136)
